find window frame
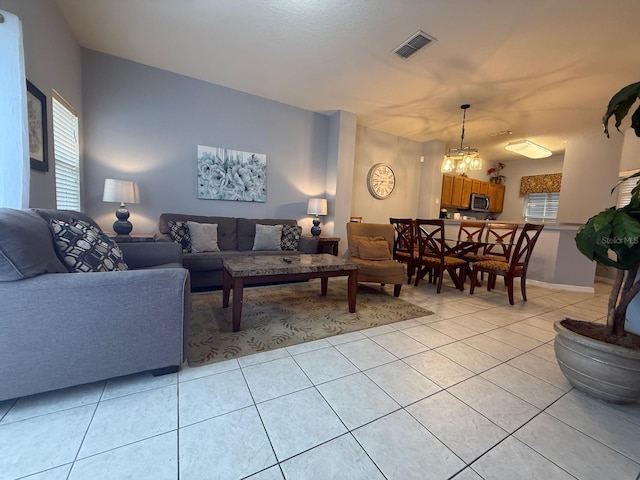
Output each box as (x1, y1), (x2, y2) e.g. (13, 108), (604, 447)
(52, 91), (81, 211)
(523, 192), (559, 222)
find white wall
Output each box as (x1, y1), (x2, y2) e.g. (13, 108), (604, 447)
(0, 0), (83, 208)
(417, 140), (446, 219)
(351, 125), (423, 224)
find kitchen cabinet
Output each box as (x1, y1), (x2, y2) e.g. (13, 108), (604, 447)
(440, 174), (504, 213)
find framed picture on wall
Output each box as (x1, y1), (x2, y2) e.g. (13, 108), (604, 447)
(26, 80), (49, 172)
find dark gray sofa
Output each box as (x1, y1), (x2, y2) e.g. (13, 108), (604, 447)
(156, 213), (319, 290)
(0, 208), (190, 402)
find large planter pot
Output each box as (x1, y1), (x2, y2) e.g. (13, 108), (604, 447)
(554, 319), (640, 404)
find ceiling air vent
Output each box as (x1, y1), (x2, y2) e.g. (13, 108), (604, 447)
(393, 30), (436, 59)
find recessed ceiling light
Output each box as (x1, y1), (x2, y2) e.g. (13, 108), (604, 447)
(490, 130), (513, 137)
(505, 140), (552, 159)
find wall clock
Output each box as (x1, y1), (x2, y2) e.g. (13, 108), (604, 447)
(367, 163), (396, 199)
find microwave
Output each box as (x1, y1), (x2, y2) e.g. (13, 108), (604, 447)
(470, 193), (490, 212)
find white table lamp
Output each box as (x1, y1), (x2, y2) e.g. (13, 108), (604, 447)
(103, 179), (139, 235)
(307, 198), (327, 236)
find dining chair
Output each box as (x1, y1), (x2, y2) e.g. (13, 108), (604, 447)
(469, 223), (544, 304)
(390, 218), (419, 284)
(457, 221), (486, 244)
(463, 222), (519, 284)
(414, 219), (467, 293)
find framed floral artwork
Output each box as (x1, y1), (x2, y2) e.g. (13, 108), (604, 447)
(197, 145), (266, 202)
(27, 80), (49, 172)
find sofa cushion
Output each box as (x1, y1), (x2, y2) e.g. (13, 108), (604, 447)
(187, 221), (220, 253)
(168, 220), (192, 253)
(253, 224), (283, 251)
(159, 213), (237, 250)
(237, 218), (297, 251)
(281, 224), (302, 251)
(50, 219), (129, 272)
(0, 208), (68, 281)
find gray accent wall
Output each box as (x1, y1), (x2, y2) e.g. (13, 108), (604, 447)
(81, 50), (330, 234)
(0, 0), (83, 208)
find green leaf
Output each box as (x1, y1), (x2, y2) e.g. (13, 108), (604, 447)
(591, 208), (617, 232)
(632, 104), (640, 137)
(602, 81), (640, 137)
(612, 210), (640, 248)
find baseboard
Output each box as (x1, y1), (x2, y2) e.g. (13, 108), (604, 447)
(527, 279), (594, 293)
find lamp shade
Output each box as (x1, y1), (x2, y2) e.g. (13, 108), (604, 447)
(307, 198), (327, 216)
(103, 179), (139, 204)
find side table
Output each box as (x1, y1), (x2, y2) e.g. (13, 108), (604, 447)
(317, 236), (340, 256)
(107, 233), (156, 243)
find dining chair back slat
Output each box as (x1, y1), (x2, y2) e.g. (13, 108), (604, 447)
(481, 223), (519, 261)
(457, 221), (486, 243)
(389, 218), (418, 284)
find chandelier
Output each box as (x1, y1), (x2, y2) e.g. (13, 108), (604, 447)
(441, 104), (482, 174)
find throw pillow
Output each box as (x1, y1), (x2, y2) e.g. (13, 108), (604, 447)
(253, 224), (283, 251)
(281, 224), (302, 251)
(168, 220), (191, 253)
(187, 221), (220, 253)
(357, 239), (392, 260)
(50, 219), (128, 272)
(350, 235), (386, 257)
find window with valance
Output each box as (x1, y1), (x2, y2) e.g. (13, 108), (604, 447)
(519, 173), (562, 195)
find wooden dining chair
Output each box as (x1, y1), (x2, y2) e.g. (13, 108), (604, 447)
(457, 221), (486, 244)
(469, 223), (544, 304)
(390, 218), (419, 284)
(463, 222), (519, 284)
(414, 219), (467, 293)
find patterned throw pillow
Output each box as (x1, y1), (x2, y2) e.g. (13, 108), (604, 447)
(281, 224), (302, 251)
(168, 220), (191, 253)
(50, 219), (128, 272)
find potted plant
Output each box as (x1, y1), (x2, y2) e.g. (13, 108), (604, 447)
(487, 162), (506, 184)
(554, 81), (640, 404)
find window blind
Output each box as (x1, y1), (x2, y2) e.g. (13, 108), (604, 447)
(52, 94), (80, 210)
(616, 170), (640, 209)
(523, 192), (559, 222)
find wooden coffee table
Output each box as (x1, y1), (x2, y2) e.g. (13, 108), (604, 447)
(222, 254), (358, 332)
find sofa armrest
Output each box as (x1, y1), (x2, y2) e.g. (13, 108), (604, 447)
(118, 241), (182, 269)
(298, 236), (319, 254)
(155, 233), (172, 242)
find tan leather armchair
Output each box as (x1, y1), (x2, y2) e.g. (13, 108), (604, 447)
(346, 222), (405, 297)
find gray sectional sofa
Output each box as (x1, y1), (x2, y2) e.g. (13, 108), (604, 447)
(156, 213), (319, 290)
(0, 208), (190, 402)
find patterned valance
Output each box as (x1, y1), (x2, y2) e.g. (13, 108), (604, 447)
(519, 173), (562, 195)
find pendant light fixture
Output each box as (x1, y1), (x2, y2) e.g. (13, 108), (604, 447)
(441, 104), (482, 174)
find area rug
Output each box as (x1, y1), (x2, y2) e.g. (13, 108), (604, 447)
(187, 280), (433, 366)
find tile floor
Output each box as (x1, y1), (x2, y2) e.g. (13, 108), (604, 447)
(2, 280), (640, 480)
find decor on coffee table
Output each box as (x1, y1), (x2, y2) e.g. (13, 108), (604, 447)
(187, 279), (432, 366)
(307, 198), (328, 236)
(197, 144), (266, 202)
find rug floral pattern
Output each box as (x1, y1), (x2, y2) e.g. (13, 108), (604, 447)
(188, 280), (432, 366)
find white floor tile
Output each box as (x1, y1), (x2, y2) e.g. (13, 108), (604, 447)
(407, 391), (508, 463)
(238, 348), (291, 367)
(257, 387), (347, 461)
(69, 431), (177, 480)
(317, 373), (400, 429)
(472, 436), (575, 480)
(507, 353), (572, 390)
(242, 356), (313, 403)
(293, 346), (358, 384)
(485, 327), (543, 351)
(528, 342), (557, 362)
(429, 319), (480, 340)
(370, 330), (430, 357)
(178, 368), (254, 427)
(180, 406), (277, 480)
(285, 338), (331, 356)
(403, 350), (475, 388)
(325, 330), (367, 345)
(505, 322), (556, 342)
(546, 391), (640, 462)
(353, 410), (465, 480)
(178, 358), (240, 383)
(448, 376), (540, 433)
(481, 363), (565, 409)
(0, 404), (94, 479)
(78, 385), (177, 459)
(515, 412), (640, 480)
(246, 465), (285, 479)
(102, 371), (176, 400)
(449, 314), (500, 333)
(23, 464), (72, 480)
(451, 468), (483, 479)
(462, 334), (524, 361)
(402, 324), (457, 348)
(334, 338), (397, 370)
(360, 324), (397, 337)
(364, 360), (441, 406)
(280, 434), (385, 480)
(435, 342), (502, 373)
(1, 381), (104, 424)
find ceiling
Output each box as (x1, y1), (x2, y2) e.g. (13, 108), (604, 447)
(54, 0), (640, 162)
